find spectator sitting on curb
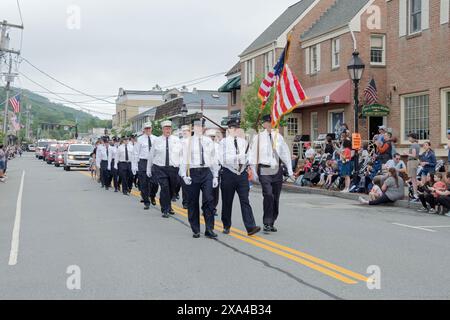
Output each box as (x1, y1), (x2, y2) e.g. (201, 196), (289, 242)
(359, 168), (405, 206)
(369, 179), (383, 202)
(417, 173), (447, 214)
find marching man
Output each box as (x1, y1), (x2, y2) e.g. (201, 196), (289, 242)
(115, 136), (133, 195)
(133, 122), (159, 210)
(179, 121), (219, 239)
(250, 114), (295, 232)
(147, 120), (181, 218)
(96, 136), (110, 190)
(218, 118), (261, 236)
(108, 137), (119, 193)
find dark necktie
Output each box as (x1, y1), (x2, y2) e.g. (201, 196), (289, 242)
(106, 146), (109, 158)
(148, 136), (152, 152)
(200, 137), (205, 166)
(165, 137), (170, 167)
(125, 145), (129, 161)
(234, 137), (242, 171)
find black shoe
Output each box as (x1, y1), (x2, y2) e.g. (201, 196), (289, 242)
(114, 189), (118, 193)
(205, 230), (218, 239)
(263, 225), (271, 232)
(140, 199), (145, 203)
(169, 209), (175, 215)
(151, 197), (157, 206)
(247, 226), (261, 236)
(223, 227), (230, 235)
(144, 204), (150, 210)
(171, 196), (177, 202)
(270, 225), (278, 232)
(162, 213), (170, 218)
(105, 187), (109, 191)
(123, 193), (129, 196)
(183, 204), (188, 209)
(193, 233), (201, 239)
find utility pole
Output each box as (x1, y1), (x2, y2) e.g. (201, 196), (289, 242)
(26, 104), (31, 140)
(1, 20), (23, 144)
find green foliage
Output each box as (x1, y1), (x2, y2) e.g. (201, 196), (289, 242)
(0, 88), (112, 141)
(151, 118), (163, 137)
(241, 75), (289, 131)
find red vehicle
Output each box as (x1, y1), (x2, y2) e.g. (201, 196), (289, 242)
(45, 144), (59, 164)
(54, 146), (67, 167)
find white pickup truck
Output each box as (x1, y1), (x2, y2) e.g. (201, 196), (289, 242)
(64, 144), (94, 171)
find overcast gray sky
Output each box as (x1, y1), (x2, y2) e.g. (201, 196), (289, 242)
(1, 0), (296, 119)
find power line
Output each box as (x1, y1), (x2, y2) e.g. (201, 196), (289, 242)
(18, 71), (114, 116)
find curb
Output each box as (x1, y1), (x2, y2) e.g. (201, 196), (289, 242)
(279, 183), (422, 210)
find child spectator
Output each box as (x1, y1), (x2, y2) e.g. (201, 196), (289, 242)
(340, 139), (352, 193)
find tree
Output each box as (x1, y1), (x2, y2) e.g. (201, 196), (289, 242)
(241, 76), (287, 131)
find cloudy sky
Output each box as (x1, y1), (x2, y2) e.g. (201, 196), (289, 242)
(1, 0), (296, 119)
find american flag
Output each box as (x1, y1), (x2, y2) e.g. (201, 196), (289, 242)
(364, 78), (378, 105)
(9, 94), (21, 113)
(258, 71), (275, 109)
(270, 39), (307, 127)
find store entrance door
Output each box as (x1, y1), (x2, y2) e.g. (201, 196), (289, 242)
(368, 117), (384, 140)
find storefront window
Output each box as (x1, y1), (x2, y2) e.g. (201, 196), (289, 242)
(403, 94), (429, 140)
(287, 117), (299, 136)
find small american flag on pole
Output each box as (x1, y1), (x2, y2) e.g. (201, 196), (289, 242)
(9, 94), (21, 113)
(364, 78), (378, 105)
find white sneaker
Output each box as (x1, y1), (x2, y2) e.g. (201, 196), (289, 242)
(342, 188), (349, 193)
(359, 196), (369, 205)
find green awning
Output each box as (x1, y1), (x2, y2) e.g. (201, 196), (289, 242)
(218, 76), (241, 92)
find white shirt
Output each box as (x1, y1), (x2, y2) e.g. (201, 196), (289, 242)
(107, 145), (118, 170)
(179, 134), (219, 178)
(218, 136), (249, 175)
(249, 129), (293, 176)
(96, 144), (110, 167)
(147, 135), (182, 171)
(114, 144), (134, 169)
(133, 134), (157, 161)
(305, 148), (316, 159)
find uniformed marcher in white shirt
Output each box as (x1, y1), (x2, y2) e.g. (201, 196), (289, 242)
(129, 135), (139, 190)
(107, 137), (119, 192)
(249, 114), (295, 232)
(219, 119), (261, 236)
(205, 128), (222, 216)
(147, 120), (182, 218)
(133, 122), (159, 210)
(96, 136), (111, 190)
(179, 125), (192, 209)
(179, 120), (219, 239)
(114, 136), (133, 195)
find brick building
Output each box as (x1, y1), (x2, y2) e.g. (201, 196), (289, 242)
(219, 62), (241, 120)
(386, 0), (450, 156)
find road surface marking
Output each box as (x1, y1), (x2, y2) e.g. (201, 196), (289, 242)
(8, 171), (25, 266)
(392, 223), (436, 233)
(416, 225), (450, 228)
(79, 171), (367, 284)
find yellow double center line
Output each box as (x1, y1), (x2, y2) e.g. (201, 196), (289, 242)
(79, 171), (368, 285)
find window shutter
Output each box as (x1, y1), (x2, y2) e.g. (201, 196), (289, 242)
(305, 47), (310, 75)
(441, 0), (450, 25)
(422, 0), (430, 30)
(316, 44), (321, 72)
(252, 59), (255, 83)
(399, 0), (407, 36)
(244, 61), (248, 85)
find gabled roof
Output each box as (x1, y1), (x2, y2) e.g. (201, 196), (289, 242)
(225, 62), (241, 77)
(240, 0), (316, 57)
(183, 90), (228, 107)
(301, 0), (369, 41)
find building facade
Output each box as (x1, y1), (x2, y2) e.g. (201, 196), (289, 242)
(113, 88), (164, 130)
(219, 62), (242, 120)
(386, 0), (450, 156)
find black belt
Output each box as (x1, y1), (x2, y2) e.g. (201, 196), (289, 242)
(190, 167), (208, 172)
(139, 159), (147, 162)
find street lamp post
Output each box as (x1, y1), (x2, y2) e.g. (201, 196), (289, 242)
(347, 51), (365, 181)
(181, 103), (188, 126)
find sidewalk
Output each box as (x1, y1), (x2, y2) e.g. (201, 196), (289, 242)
(279, 182), (422, 210)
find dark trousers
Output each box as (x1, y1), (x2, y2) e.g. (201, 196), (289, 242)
(181, 180), (189, 207)
(212, 173), (220, 214)
(138, 159), (159, 206)
(259, 166), (283, 226)
(100, 160), (110, 188)
(437, 196), (450, 209)
(118, 162), (132, 195)
(419, 193), (436, 209)
(221, 168), (256, 232)
(110, 159), (119, 191)
(127, 162), (134, 191)
(185, 168), (215, 234)
(152, 165), (178, 214)
(369, 193), (394, 205)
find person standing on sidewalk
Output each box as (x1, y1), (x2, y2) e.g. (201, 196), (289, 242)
(249, 114), (295, 233)
(0, 144), (6, 183)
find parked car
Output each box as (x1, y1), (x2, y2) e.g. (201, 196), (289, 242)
(64, 144), (94, 171)
(28, 144), (36, 152)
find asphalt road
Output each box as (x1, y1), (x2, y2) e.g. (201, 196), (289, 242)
(1, 154), (450, 300)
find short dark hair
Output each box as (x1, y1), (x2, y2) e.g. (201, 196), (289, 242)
(407, 132), (418, 140)
(394, 153), (401, 158)
(343, 139), (352, 149)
